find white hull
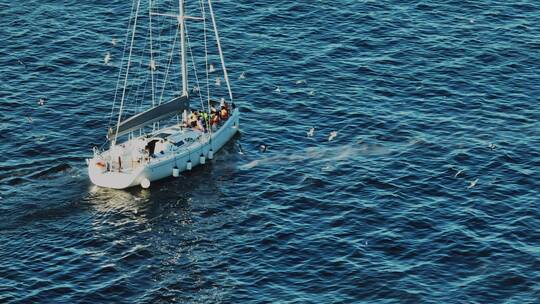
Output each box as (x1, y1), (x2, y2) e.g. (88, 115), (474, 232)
(88, 109), (239, 189)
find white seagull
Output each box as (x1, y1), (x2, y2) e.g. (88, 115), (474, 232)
(467, 178), (479, 189)
(328, 131), (338, 141)
(307, 127), (315, 137)
(104, 52), (111, 65)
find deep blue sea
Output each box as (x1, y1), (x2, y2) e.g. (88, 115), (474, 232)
(1, 0), (539, 303)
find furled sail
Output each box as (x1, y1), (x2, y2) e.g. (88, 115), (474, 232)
(108, 95), (189, 140)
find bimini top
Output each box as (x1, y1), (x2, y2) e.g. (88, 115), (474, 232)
(108, 95), (189, 140)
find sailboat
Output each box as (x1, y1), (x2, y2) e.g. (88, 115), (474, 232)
(87, 0), (239, 189)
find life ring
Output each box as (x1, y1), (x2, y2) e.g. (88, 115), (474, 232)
(96, 161), (106, 168)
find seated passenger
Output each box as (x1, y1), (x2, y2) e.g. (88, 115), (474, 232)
(189, 111), (198, 128)
(220, 106), (229, 120)
(211, 113), (219, 125)
(196, 117), (205, 132)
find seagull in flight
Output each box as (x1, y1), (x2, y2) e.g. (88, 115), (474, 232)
(307, 127), (315, 137)
(328, 131), (337, 141)
(104, 52), (111, 65)
(467, 178), (478, 189)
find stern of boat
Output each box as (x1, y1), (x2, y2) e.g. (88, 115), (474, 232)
(87, 157), (145, 189)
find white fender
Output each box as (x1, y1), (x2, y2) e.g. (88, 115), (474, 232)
(208, 149), (214, 160)
(141, 178), (150, 189)
(200, 154), (206, 165)
(172, 166), (180, 177)
(186, 160), (192, 171)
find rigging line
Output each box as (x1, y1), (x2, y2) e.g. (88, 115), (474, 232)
(184, 23), (205, 112)
(153, 8), (168, 99)
(136, 72), (150, 114)
(133, 63), (151, 114)
(114, 0), (142, 145)
(156, 13), (176, 101)
(200, 0), (213, 138)
(201, 0), (210, 111)
(149, 0), (156, 108)
(208, 0), (233, 103)
(108, 0), (138, 130)
(158, 25), (179, 105)
(128, 21), (151, 119)
(179, 0), (188, 96)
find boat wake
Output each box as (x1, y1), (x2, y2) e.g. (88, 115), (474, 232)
(238, 141), (392, 170)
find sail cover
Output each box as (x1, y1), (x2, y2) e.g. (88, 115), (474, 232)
(109, 95), (189, 140)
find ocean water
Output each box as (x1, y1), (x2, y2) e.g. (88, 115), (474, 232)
(1, 0), (539, 303)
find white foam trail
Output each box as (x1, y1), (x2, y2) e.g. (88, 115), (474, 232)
(238, 142), (392, 171)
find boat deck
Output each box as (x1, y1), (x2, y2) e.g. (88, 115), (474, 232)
(101, 125), (206, 173)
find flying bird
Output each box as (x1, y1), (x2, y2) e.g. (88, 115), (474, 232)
(467, 178), (478, 189)
(104, 52), (111, 65)
(307, 127), (315, 137)
(328, 131), (338, 141)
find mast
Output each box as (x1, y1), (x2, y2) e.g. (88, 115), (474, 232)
(208, 0), (233, 102)
(179, 0), (188, 96)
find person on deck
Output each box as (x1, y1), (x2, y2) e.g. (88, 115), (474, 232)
(189, 111), (199, 128)
(220, 106), (229, 120)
